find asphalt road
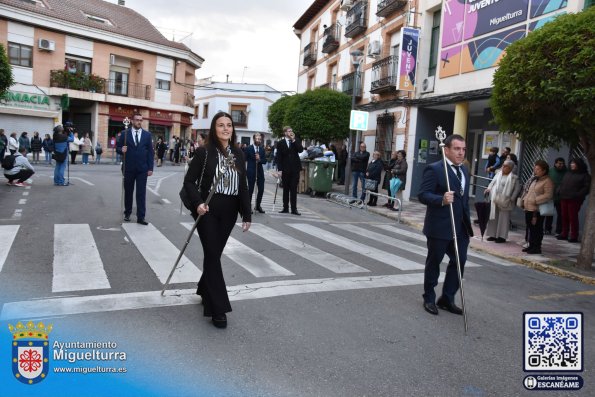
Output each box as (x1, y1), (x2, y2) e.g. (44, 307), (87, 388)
(0, 162), (592, 396)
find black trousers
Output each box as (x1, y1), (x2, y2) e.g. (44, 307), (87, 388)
(423, 236), (469, 304)
(196, 194), (239, 316)
(525, 210), (545, 249)
(123, 171), (148, 219)
(248, 170), (264, 207)
(6, 169), (34, 183)
(70, 150), (78, 164)
(282, 169), (299, 211)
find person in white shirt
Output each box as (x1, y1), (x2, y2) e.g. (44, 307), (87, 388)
(4, 146), (35, 186)
(69, 132), (82, 164)
(8, 132), (19, 155)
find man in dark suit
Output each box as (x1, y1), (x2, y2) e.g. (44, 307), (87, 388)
(418, 134), (473, 316)
(117, 113), (154, 225)
(246, 133), (267, 213)
(276, 126), (303, 215)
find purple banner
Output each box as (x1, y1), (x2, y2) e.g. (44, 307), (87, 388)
(463, 0), (529, 40)
(397, 27), (420, 91)
(441, 0), (466, 48)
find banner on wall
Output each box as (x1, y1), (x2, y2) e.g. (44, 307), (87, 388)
(463, 0), (529, 40)
(396, 27), (420, 91)
(460, 25), (526, 73)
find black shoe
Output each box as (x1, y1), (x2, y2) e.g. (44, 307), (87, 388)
(495, 238), (506, 243)
(544, 230), (552, 235)
(487, 237), (497, 241)
(279, 209), (289, 214)
(291, 210), (301, 216)
(525, 248), (542, 254)
(212, 314), (227, 329)
(556, 235), (568, 240)
(123, 215), (131, 222)
(436, 297), (463, 315)
(423, 302), (439, 315)
(568, 238), (579, 243)
(137, 219), (149, 225)
(522, 247), (530, 252)
(255, 206), (265, 214)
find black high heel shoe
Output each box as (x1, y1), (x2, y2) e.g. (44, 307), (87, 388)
(212, 314), (227, 329)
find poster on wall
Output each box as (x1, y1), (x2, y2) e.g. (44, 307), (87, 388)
(461, 26), (526, 73)
(396, 27), (420, 91)
(463, 0), (529, 40)
(429, 140), (438, 155)
(482, 131), (500, 159)
(441, 0), (466, 48)
(439, 45), (462, 78)
(418, 139), (428, 164)
(530, 0), (567, 18)
(528, 12), (565, 31)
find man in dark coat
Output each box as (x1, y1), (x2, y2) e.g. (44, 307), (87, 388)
(418, 134), (473, 316)
(246, 133), (267, 213)
(276, 126), (303, 215)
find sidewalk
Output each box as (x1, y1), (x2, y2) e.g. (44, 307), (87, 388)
(329, 182), (595, 285)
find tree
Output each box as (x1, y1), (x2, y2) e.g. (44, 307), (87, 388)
(283, 88), (351, 144)
(268, 94), (296, 138)
(491, 7), (595, 269)
(0, 43), (14, 96)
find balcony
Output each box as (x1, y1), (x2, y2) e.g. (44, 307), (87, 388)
(376, 0), (408, 18)
(303, 42), (317, 67)
(370, 55), (398, 94)
(50, 69), (106, 93)
(341, 72), (362, 98)
(321, 23), (341, 53)
(345, 1), (368, 38)
(319, 82), (338, 91)
(107, 79), (151, 100)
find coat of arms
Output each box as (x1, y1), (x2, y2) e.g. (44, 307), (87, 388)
(9, 321), (52, 385)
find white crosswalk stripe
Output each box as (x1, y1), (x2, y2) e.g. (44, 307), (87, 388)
(123, 223), (202, 284)
(181, 223), (294, 277)
(333, 224), (481, 268)
(53, 224), (110, 292)
(288, 223), (425, 271)
(246, 223), (369, 274)
(0, 225), (20, 273)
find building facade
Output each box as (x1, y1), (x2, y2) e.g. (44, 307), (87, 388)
(0, 0), (203, 153)
(294, 0), (590, 201)
(192, 81), (282, 146)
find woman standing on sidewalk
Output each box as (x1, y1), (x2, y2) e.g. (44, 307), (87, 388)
(484, 160), (520, 243)
(557, 158), (590, 243)
(81, 133), (93, 165)
(520, 160), (554, 254)
(42, 134), (53, 165)
(365, 151), (383, 206)
(391, 150), (408, 211)
(30, 131), (42, 164)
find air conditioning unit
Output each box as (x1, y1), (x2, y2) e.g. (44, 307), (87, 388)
(38, 39), (55, 51)
(340, 0), (353, 11)
(421, 76), (435, 93)
(367, 40), (381, 58)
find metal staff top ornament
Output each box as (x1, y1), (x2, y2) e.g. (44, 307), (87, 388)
(435, 125), (447, 144)
(123, 117), (130, 129)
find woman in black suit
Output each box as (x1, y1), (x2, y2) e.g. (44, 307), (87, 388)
(183, 112), (251, 329)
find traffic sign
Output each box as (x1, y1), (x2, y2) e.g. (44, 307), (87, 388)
(349, 110), (369, 131)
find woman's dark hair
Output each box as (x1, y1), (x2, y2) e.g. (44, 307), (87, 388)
(397, 149), (407, 158)
(207, 112), (237, 153)
(508, 153), (518, 164)
(534, 159), (549, 174)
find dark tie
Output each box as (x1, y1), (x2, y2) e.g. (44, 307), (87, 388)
(452, 165), (463, 195)
(135, 131), (139, 145)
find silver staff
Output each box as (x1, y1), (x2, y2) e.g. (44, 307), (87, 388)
(161, 152), (237, 296)
(435, 126), (468, 333)
(120, 117), (130, 223)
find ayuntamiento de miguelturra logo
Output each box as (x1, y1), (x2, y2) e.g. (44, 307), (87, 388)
(9, 321), (52, 385)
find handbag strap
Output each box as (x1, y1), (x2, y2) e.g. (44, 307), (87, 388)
(197, 148), (207, 190)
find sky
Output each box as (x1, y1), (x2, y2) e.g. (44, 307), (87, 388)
(120, 0), (314, 93)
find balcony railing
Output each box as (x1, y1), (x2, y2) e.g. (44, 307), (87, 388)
(341, 72), (362, 98)
(319, 82), (338, 91)
(303, 42), (317, 67)
(107, 79), (151, 100)
(50, 69), (106, 93)
(376, 0), (408, 18)
(321, 23), (341, 53)
(345, 1), (368, 38)
(370, 55), (398, 93)
(51, 70), (151, 100)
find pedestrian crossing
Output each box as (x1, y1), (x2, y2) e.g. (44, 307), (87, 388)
(0, 222), (508, 297)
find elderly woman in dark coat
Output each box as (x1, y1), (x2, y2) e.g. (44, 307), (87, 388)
(365, 151), (383, 206)
(390, 150), (408, 211)
(557, 158), (591, 243)
(382, 151), (398, 208)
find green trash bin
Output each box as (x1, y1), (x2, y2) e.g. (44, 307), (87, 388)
(307, 160), (335, 197)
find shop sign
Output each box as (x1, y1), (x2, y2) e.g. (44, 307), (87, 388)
(0, 91), (51, 110)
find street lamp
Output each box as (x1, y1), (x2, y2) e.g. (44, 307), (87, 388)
(344, 49), (365, 196)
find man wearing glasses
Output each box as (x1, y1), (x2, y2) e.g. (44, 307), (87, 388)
(351, 142), (370, 200)
(276, 126), (303, 215)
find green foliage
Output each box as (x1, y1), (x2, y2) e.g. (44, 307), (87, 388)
(268, 95), (296, 138)
(491, 7), (595, 149)
(283, 88), (352, 143)
(0, 43), (14, 96)
(50, 69), (106, 93)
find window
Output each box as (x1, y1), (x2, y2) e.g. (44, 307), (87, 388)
(84, 14), (113, 26)
(156, 79), (170, 90)
(108, 70), (129, 96)
(65, 56), (91, 74)
(194, 105), (199, 118)
(18, 0), (45, 7)
(8, 42), (32, 67)
(428, 10), (441, 77)
(230, 105), (248, 126)
(202, 103), (209, 119)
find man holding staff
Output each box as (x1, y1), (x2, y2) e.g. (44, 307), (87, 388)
(418, 133), (473, 316)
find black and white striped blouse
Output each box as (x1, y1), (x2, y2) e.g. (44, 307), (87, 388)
(213, 148), (239, 195)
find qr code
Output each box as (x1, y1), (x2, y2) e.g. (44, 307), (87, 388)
(524, 313), (583, 371)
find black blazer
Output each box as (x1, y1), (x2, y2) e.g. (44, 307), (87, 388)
(183, 144), (251, 222)
(276, 137), (303, 173)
